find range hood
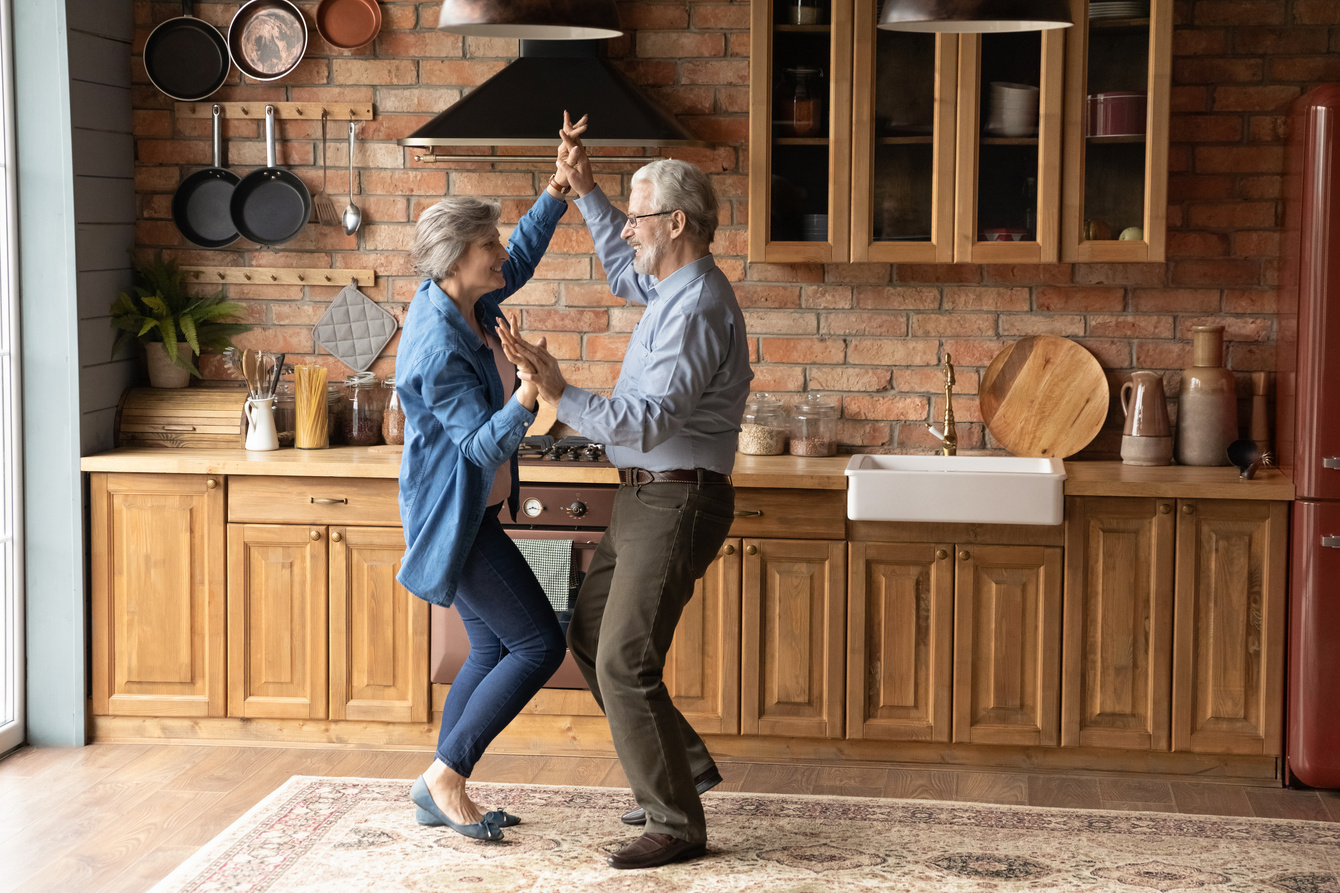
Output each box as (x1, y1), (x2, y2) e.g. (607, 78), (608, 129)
(397, 40), (708, 148)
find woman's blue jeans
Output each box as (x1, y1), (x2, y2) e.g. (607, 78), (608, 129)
(436, 504), (566, 776)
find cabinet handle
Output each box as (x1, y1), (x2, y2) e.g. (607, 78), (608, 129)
(936, 549), (948, 560)
(330, 531), (343, 542)
(1182, 504), (1195, 514)
(205, 478), (218, 490)
(160, 424), (195, 431)
(746, 544), (758, 555)
(733, 509), (763, 518)
(310, 530), (321, 541)
(311, 497), (348, 505)
(1158, 503), (1171, 514)
(1322, 536), (1340, 548)
(958, 550), (970, 561)
(723, 544), (736, 555)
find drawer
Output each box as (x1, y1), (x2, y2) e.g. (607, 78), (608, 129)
(228, 476), (401, 526)
(730, 488), (845, 539)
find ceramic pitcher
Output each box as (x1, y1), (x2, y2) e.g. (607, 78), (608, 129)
(1120, 370), (1173, 466)
(244, 397), (279, 451)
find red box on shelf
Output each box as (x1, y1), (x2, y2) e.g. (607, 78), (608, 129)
(1087, 92), (1147, 137)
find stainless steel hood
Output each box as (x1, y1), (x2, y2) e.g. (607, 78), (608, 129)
(397, 40), (708, 148)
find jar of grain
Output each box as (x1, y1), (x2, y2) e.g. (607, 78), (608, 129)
(789, 392), (838, 457)
(382, 375), (405, 446)
(341, 372), (384, 447)
(739, 392), (788, 455)
(273, 382), (296, 448)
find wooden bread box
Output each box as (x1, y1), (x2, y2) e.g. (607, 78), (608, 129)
(114, 385), (248, 448)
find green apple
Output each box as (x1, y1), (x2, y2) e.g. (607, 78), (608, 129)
(1119, 226), (1143, 241)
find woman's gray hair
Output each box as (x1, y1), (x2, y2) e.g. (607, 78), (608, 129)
(411, 196), (502, 282)
(631, 159), (719, 246)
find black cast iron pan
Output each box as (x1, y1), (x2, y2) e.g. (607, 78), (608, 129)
(143, 0), (230, 101)
(172, 105), (240, 248)
(230, 105), (311, 246)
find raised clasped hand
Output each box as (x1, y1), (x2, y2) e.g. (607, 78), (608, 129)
(495, 310), (567, 406)
(557, 110), (596, 197)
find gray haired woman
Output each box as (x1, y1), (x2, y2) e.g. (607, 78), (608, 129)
(395, 116), (586, 841)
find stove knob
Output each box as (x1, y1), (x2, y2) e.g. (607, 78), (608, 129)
(567, 501), (587, 518)
(522, 497), (544, 518)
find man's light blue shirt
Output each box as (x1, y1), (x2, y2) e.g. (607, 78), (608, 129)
(558, 186), (752, 474)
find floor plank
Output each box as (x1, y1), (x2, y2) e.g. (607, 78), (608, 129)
(1245, 786), (1332, 821)
(883, 768), (958, 802)
(1169, 781), (1255, 817)
(813, 765), (888, 798)
(1028, 775), (1104, 809)
(955, 771), (1029, 805)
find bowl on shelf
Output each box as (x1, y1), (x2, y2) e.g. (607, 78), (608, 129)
(980, 227), (1027, 242)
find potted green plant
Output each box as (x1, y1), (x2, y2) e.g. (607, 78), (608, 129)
(110, 253), (252, 388)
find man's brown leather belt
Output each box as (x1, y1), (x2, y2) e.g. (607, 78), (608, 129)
(619, 467), (731, 486)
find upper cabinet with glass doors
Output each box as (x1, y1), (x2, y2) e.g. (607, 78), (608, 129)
(1061, 0), (1173, 262)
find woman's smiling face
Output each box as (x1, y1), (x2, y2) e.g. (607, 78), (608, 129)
(451, 229), (508, 298)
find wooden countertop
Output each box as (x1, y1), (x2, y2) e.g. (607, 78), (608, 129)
(79, 448), (1293, 500)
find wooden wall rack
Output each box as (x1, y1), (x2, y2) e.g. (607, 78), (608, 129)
(175, 102), (374, 121)
(181, 267), (377, 287)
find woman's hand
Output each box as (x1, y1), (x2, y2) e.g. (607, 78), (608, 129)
(515, 377), (540, 413)
(496, 311), (567, 406)
(557, 111), (596, 197)
(547, 111), (588, 198)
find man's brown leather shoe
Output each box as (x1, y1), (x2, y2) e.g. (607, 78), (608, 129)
(607, 832), (707, 870)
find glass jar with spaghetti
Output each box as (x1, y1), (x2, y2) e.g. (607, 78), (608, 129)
(294, 364), (330, 449)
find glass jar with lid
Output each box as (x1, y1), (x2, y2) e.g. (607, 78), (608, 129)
(273, 382), (296, 448)
(342, 371), (385, 447)
(381, 375), (405, 446)
(327, 383), (347, 445)
(739, 392), (788, 455)
(786, 0), (826, 25)
(789, 392), (838, 457)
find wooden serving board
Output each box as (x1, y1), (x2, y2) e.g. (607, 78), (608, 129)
(979, 335), (1109, 458)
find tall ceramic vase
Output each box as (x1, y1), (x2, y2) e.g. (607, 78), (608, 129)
(1176, 326), (1237, 466)
(145, 341), (191, 389)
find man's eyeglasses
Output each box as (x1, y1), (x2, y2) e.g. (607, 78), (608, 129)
(624, 209), (678, 229)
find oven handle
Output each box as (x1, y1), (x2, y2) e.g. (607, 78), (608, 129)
(733, 509), (763, 518)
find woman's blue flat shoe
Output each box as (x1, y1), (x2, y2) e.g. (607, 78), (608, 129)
(483, 809), (521, 828)
(410, 776), (503, 841)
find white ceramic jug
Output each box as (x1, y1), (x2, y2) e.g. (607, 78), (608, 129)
(244, 397), (279, 451)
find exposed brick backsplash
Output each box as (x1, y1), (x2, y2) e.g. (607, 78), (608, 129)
(131, 0), (1328, 458)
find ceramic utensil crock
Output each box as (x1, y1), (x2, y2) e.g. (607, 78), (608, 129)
(1120, 370), (1172, 465)
(244, 396), (279, 451)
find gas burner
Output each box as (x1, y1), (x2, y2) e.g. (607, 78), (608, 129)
(532, 436), (608, 464)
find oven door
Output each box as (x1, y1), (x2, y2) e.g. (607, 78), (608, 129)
(430, 528), (600, 690)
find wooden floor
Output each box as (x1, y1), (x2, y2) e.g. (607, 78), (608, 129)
(1, 742), (1337, 892)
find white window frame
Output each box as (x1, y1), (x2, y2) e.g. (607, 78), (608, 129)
(0, 0), (24, 756)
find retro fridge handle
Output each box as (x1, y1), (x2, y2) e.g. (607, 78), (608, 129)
(1324, 457), (1340, 468)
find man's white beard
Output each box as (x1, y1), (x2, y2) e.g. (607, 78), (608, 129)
(631, 228), (667, 277)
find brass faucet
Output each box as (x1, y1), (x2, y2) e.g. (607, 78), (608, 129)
(924, 354), (957, 456)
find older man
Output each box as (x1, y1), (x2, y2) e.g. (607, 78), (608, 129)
(498, 131), (751, 870)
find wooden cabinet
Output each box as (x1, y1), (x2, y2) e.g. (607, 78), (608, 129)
(664, 539), (743, 735)
(1064, 496), (1288, 755)
(90, 473), (226, 717)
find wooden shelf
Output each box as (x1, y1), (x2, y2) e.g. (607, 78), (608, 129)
(877, 135), (934, 145)
(1087, 133), (1147, 143)
(180, 267), (377, 287)
(1088, 16), (1150, 29)
(175, 102), (374, 121)
(774, 24), (831, 32)
(981, 136), (1040, 146)
(774, 137), (829, 146)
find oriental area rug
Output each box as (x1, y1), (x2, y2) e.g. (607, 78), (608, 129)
(149, 776), (1340, 893)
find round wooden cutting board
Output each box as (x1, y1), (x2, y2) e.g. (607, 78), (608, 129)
(979, 335), (1109, 458)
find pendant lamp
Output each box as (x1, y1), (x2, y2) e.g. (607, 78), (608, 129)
(878, 0), (1073, 32)
(437, 0), (624, 40)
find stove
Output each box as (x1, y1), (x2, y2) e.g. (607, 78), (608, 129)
(518, 435), (612, 465)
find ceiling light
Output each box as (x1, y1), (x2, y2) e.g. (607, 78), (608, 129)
(878, 0), (1073, 32)
(437, 0), (624, 40)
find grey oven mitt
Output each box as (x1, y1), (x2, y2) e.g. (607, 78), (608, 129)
(312, 283), (398, 372)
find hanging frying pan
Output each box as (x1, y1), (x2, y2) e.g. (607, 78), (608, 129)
(315, 0), (382, 50)
(230, 105), (312, 246)
(172, 105), (240, 248)
(143, 0), (230, 101)
(228, 0), (308, 82)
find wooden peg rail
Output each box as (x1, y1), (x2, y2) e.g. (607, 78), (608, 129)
(180, 266), (377, 287)
(175, 102), (374, 121)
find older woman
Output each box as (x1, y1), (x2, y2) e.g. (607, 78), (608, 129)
(396, 117), (585, 842)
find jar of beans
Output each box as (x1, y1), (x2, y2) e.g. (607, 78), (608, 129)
(382, 375), (405, 446)
(788, 392), (838, 457)
(273, 382), (296, 447)
(341, 372), (385, 447)
(739, 392), (787, 455)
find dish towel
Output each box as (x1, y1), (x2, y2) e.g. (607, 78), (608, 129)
(513, 539), (574, 613)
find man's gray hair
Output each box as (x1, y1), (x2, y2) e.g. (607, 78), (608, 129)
(411, 196), (502, 282)
(632, 159), (719, 246)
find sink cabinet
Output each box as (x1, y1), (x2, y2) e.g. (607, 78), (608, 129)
(1063, 496), (1288, 755)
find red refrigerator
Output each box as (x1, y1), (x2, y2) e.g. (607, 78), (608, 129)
(1279, 84), (1340, 788)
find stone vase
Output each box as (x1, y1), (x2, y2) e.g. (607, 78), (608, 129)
(145, 341), (192, 389)
(1176, 326), (1237, 466)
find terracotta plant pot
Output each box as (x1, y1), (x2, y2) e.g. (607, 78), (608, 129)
(146, 341), (192, 389)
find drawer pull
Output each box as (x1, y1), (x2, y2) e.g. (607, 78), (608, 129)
(958, 550), (970, 561)
(330, 531), (343, 542)
(311, 497), (348, 505)
(206, 479), (218, 490)
(1158, 503), (1171, 514)
(745, 544), (758, 555)
(1326, 458), (1340, 469)
(936, 549), (948, 560)
(1322, 536), (1340, 548)
(723, 544), (736, 555)
(733, 509), (763, 518)
(310, 530), (321, 541)
(161, 424), (196, 431)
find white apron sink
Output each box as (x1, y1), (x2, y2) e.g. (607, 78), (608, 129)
(845, 454), (1067, 526)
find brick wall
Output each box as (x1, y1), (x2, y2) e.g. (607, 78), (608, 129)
(131, 0), (1333, 458)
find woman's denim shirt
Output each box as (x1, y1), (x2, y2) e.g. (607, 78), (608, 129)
(395, 192), (566, 606)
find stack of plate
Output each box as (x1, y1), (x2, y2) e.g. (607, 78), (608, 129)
(800, 213), (829, 242)
(986, 82), (1038, 137)
(1089, 1), (1147, 19)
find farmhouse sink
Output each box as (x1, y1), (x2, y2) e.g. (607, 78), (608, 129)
(844, 454), (1067, 525)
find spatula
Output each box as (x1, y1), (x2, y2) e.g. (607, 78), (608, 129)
(312, 110), (339, 227)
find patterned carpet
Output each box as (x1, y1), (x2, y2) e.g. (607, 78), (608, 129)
(149, 776), (1340, 892)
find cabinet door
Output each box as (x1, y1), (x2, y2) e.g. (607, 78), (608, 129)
(850, 2), (956, 263)
(1172, 500), (1288, 755)
(742, 538), (846, 738)
(227, 524), (328, 719)
(329, 526), (429, 723)
(666, 539), (743, 735)
(90, 473), (225, 717)
(1060, 0), (1173, 261)
(748, 0), (854, 262)
(953, 544), (1063, 745)
(1062, 496), (1175, 750)
(953, 31), (1066, 262)
(847, 542), (953, 741)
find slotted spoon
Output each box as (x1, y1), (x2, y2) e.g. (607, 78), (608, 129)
(313, 110), (339, 226)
